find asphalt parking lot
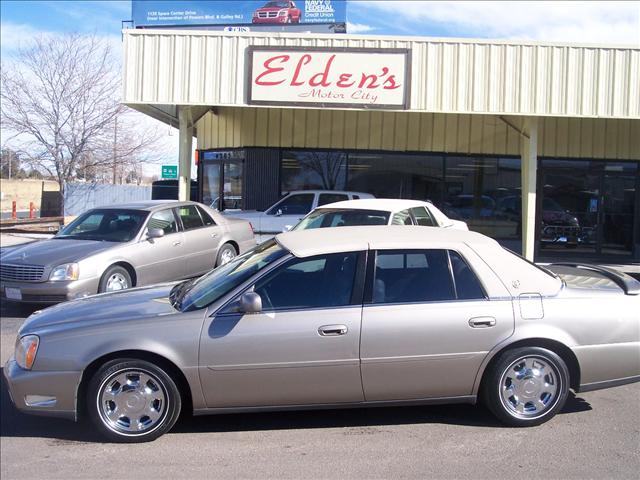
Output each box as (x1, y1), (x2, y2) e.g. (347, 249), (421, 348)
(1, 301), (639, 480)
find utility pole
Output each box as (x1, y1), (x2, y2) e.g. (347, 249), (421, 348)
(112, 116), (118, 184)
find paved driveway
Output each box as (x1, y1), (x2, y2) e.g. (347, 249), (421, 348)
(1, 301), (638, 480)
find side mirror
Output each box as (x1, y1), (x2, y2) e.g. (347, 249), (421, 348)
(239, 292), (262, 314)
(275, 208), (283, 217)
(147, 228), (165, 239)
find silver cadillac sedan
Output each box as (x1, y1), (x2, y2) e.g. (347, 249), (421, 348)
(0, 201), (255, 303)
(4, 226), (639, 442)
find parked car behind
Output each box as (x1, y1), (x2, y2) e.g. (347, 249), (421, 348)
(223, 190), (373, 243)
(0, 201), (255, 304)
(4, 226), (639, 442)
(293, 199), (468, 231)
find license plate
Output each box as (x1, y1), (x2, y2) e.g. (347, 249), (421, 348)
(5, 287), (22, 300)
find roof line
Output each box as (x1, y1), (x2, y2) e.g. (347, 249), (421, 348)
(122, 29), (639, 50)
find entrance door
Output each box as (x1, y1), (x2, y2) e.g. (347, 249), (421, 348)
(200, 154), (244, 212)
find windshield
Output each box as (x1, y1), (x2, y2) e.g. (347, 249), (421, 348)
(55, 209), (148, 242)
(264, 1), (290, 7)
(174, 240), (288, 312)
(294, 209), (390, 230)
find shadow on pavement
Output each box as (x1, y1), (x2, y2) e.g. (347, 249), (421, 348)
(1, 366), (592, 443)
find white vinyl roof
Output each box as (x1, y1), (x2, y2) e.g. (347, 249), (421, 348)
(275, 225), (563, 297)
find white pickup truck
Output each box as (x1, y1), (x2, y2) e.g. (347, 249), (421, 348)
(223, 190), (373, 243)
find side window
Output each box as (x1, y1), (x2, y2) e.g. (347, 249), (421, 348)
(254, 252), (359, 310)
(372, 250), (455, 304)
(176, 205), (204, 230)
(411, 207), (436, 227)
(147, 209), (177, 234)
(352, 195), (360, 200)
(391, 209), (414, 225)
(267, 193), (315, 215)
(449, 251), (486, 300)
(196, 206), (216, 226)
(318, 193), (349, 206)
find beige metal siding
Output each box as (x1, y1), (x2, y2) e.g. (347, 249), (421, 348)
(196, 108), (640, 160)
(124, 30), (640, 119)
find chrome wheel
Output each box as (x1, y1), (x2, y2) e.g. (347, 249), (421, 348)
(219, 247), (236, 265)
(98, 369), (168, 435)
(499, 355), (561, 419)
(106, 273), (129, 291)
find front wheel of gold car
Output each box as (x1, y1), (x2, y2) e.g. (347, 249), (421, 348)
(483, 347), (570, 427)
(87, 359), (181, 442)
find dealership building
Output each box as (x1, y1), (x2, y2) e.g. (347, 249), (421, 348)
(122, 28), (640, 262)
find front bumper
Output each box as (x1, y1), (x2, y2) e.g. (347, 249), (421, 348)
(0, 277), (99, 304)
(3, 358), (80, 420)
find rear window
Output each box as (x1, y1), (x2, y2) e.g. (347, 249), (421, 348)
(294, 209), (390, 230)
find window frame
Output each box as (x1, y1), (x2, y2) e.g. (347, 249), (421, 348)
(196, 205), (217, 226)
(144, 208), (180, 237)
(221, 250), (367, 314)
(266, 193), (316, 216)
(174, 204), (207, 232)
(363, 248), (488, 305)
(410, 206), (437, 227)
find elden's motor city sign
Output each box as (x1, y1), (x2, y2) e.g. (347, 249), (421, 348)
(248, 47), (410, 109)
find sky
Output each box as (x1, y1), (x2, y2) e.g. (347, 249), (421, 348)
(1, 0), (639, 174)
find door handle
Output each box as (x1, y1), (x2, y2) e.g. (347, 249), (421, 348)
(211, 233), (218, 238)
(318, 324), (348, 336)
(173, 241), (182, 246)
(469, 317), (496, 328)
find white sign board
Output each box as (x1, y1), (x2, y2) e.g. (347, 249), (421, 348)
(248, 47), (410, 110)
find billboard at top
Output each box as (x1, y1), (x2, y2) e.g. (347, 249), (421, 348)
(132, 1), (347, 28)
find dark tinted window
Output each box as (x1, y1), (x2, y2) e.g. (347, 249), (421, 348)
(318, 193), (349, 206)
(148, 209), (177, 234)
(177, 205), (204, 230)
(411, 207), (436, 226)
(373, 250), (455, 304)
(196, 206), (216, 226)
(449, 251), (486, 300)
(254, 252), (359, 310)
(56, 209), (147, 243)
(268, 193), (314, 215)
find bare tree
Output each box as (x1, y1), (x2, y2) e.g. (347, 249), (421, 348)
(1, 33), (162, 204)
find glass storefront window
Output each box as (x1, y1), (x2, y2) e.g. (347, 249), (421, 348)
(347, 153), (444, 201)
(281, 151), (347, 192)
(443, 157), (522, 241)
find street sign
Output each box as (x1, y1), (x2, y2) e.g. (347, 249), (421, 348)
(161, 165), (178, 179)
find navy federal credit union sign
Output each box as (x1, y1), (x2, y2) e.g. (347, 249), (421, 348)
(132, 1), (346, 27)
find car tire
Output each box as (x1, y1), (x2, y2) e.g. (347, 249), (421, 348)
(483, 347), (569, 427)
(98, 265), (132, 293)
(216, 243), (237, 267)
(87, 359), (181, 443)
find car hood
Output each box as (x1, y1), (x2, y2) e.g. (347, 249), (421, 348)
(20, 283), (179, 333)
(1, 238), (116, 266)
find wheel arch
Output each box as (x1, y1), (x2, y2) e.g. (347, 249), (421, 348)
(76, 349), (193, 421)
(475, 338), (581, 395)
(100, 261), (137, 288)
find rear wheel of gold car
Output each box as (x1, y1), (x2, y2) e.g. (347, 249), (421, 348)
(87, 359), (181, 442)
(483, 347), (570, 427)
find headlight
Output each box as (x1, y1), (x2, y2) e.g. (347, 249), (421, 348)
(278, 10), (287, 16)
(15, 335), (39, 370)
(49, 263), (79, 281)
